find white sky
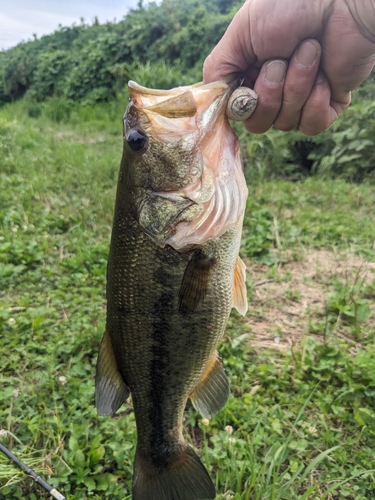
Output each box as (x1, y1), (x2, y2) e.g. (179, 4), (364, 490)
(0, 0), (144, 50)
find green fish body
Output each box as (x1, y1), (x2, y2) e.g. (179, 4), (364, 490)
(95, 78), (248, 500)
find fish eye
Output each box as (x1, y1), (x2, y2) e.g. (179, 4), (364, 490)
(127, 129), (147, 152)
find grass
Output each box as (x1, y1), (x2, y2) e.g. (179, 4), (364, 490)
(1, 98), (375, 499)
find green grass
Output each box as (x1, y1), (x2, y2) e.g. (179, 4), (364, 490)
(242, 180), (375, 263)
(1, 100), (375, 499)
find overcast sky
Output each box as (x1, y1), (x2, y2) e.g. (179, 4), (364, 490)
(0, 0), (145, 50)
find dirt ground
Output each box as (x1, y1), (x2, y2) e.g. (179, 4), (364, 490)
(245, 249), (375, 351)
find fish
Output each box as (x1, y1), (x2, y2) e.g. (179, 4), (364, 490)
(95, 76), (249, 500)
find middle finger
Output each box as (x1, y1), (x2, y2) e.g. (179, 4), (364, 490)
(274, 39), (321, 131)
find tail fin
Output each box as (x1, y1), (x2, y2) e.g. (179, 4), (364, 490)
(133, 446), (215, 500)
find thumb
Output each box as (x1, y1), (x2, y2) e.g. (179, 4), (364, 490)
(203, 6), (255, 83)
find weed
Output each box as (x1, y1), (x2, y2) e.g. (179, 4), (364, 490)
(1, 102), (375, 499)
(284, 287), (302, 302)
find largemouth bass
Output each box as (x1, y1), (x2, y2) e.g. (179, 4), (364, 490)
(95, 77), (249, 500)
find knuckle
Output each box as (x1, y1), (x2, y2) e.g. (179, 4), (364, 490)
(244, 120), (271, 134)
(298, 124), (322, 136)
(257, 98), (282, 118)
(274, 121), (297, 132)
(283, 84), (308, 103)
(299, 115), (329, 136)
(274, 113), (299, 131)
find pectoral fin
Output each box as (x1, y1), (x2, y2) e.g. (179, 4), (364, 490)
(178, 250), (216, 315)
(189, 351), (230, 419)
(95, 330), (130, 416)
(232, 256), (248, 316)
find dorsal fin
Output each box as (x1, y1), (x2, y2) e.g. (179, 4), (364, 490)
(95, 330), (130, 416)
(232, 256), (248, 316)
(189, 351), (230, 419)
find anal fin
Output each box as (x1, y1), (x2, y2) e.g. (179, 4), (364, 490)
(232, 256), (248, 316)
(189, 351), (230, 419)
(95, 330), (130, 416)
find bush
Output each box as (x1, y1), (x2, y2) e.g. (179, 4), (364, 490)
(29, 50), (72, 101)
(239, 86), (375, 185)
(308, 100), (375, 183)
(42, 97), (73, 123)
(26, 102), (42, 118)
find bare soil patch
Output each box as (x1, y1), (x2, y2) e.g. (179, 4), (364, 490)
(245, 249), (375, 351)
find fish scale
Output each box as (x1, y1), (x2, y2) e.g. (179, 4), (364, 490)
(95, 77), (249, 500)
(108, 215), (236, 436)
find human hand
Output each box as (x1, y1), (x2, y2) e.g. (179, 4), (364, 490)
(203, 0), (375, 135)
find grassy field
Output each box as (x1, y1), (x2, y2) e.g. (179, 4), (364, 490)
(1, 98), (375, 500)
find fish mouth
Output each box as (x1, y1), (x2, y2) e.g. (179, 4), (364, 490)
(126, 75), (242, 142)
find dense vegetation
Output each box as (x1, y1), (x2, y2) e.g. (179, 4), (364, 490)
(0, 0), (241, 106)
(1, 99), (375, 499)
(1, 0), (375, 499)
(2, 0), (375, 183)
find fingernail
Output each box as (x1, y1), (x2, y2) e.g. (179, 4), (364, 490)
(295, 41), (319, 69)
(264, 60), (287, 87)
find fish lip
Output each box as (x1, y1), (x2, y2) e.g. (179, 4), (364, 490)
(124, 101), (150, 139)
(128, 80), (183, 96)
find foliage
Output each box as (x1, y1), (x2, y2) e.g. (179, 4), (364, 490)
(326, 275), (373, 331)
(234, 82), (375, 185)
(124, 61), (192, 90)
(29, 50), (72, 101)
(1, 102), (375, 499)
(0, 0), (242, 106)
(241, 179), (375, 264)
(307, 99), (375, 183)
(64, 31), (131, 104)
(2, 43), (40, 101)
(2, 0), (375, 183)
